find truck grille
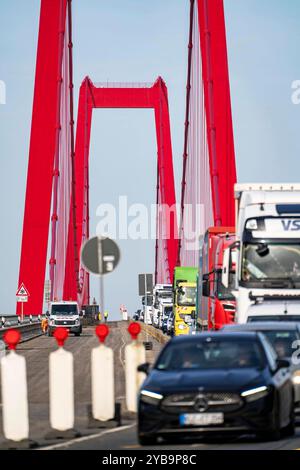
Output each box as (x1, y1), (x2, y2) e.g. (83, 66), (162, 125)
(161, 392), (242, 413)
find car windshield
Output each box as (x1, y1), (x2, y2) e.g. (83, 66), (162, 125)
(248, 315), (300, 323)
(216, 270), (235, 300)
(177, 287), (196, 306)
(51, 304), (77, 315)
(242, 243), (300, 288)
(260, 330), (299, 358)
(156, 339), (264, 371)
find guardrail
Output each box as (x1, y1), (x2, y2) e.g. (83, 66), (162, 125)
(139, 322), (170, 345)
(0, 316), (42, 342)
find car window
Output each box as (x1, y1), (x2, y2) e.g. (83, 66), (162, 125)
(259, 334), (277, 371)
(155, 339), (264, 371)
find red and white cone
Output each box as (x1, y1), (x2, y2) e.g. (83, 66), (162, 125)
(125, 322), (146, 412)
(91, 324), (115, 421)
(49, 328), (74, 431)
(1, 329), (29, 441)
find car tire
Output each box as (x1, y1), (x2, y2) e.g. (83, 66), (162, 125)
(259, 397), (281, 442)
(138, 434), (157, 446)
(75, 332), (81, 337)
(282, 405), (295, 437)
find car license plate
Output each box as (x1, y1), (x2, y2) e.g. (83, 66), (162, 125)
(179, 413), (224, 426)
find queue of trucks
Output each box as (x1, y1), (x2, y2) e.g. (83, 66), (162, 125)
(136, 183), (300, 336)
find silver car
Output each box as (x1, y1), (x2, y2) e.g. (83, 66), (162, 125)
(222, 322), (300, 413)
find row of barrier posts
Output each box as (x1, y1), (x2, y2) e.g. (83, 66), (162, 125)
(0, 322), (146, 443)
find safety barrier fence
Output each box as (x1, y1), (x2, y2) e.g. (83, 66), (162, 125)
(0, 322), (147, 447)
(139, 321), (170, 345)
(0, 316), (42, 343)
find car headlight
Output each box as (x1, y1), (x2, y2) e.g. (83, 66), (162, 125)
(178, 323), (187, 330)
(75, 319), (80, 325)
(241, 385), (269, 402)
(50, 319), (55, 326)
(140, 389), (163, 406)
(292, 371), (300, 385)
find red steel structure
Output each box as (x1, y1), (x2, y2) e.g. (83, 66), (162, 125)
(178, 0), (237, 266)
(17, 0), (178, 315)
(63, 77), (178, 306)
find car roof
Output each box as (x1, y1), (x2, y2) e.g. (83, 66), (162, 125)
(222, 322), (300, 332)
(170, 331), (260, 343)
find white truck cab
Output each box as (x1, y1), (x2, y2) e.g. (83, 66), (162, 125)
(47, 300), (82, 336)
(152, 284), (172, 329)
(223, 183), (300, 323)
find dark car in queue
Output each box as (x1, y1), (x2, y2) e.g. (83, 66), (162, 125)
(222, 322), (300, 413)
(137, 332), (294, 446)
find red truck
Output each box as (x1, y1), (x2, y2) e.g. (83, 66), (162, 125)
(197, 227), (236, 330)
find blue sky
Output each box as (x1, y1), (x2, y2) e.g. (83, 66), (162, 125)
(1, 0), (300, 318)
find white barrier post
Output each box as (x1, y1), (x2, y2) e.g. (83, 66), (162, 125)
(49, 327), (74, 432)
(125, 322), (146, 413)
(91, 324), (115, 421)
(1, 329), (29, 442)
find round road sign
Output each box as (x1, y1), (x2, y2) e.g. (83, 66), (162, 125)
(81, 236), (120, 275)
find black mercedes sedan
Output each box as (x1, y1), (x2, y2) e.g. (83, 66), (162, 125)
(137, 332), (294, 445)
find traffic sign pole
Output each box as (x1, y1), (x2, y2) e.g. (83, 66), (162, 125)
(97, 237), (104, 316)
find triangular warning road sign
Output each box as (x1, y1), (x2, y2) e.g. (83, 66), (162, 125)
(16, 283), (29, 297)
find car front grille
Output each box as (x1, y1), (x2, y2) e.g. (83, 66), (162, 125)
(54, 320), (75, 326)
(161, 392), (242, 413)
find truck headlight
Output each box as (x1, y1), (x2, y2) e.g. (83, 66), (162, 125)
(292, 371), (300, 385)
(241, 385), (269, 402)
(140, 389), (163, 406)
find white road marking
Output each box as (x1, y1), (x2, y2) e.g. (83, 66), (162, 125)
(38, 423), (135, 450)
(119, 330), (126, 371)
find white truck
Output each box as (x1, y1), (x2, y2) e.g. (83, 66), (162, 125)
(151, 284), (173, 328)
(222, 183), (300, 323)
(47, 300), (83, 336)
(142, 295), (153, 325)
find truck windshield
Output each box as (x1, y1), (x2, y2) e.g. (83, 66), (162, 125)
(242, 243), (300, 288)
(51, 304), (78, 315)
(142, 296), (153, 306)
(216, 270), (235, 300)
(177, 287), (196, 306)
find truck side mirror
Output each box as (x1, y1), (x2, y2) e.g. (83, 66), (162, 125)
(222, 247), (230, 288)
(202, 279), (210, 297)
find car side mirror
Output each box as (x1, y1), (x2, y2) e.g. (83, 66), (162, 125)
(46, 311), (50, 317)
(137, 362), (150, 375)
(79, 311), (84, 317)
(276, 358), (290, 370)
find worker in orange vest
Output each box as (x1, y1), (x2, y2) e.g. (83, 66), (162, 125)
(41, 316), (48, 334)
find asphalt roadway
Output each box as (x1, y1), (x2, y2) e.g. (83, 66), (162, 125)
(1, 322), (300, 450)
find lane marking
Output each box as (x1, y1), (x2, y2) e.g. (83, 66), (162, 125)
(38, 423), (135, 450)
(119, 330), (126, 371)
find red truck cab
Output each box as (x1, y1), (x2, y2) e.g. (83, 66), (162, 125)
(197, 227), (236, 330)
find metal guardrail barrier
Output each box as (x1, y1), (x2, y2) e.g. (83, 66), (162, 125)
(139, 322), (170, 345)
(0, 316), (42, 342)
